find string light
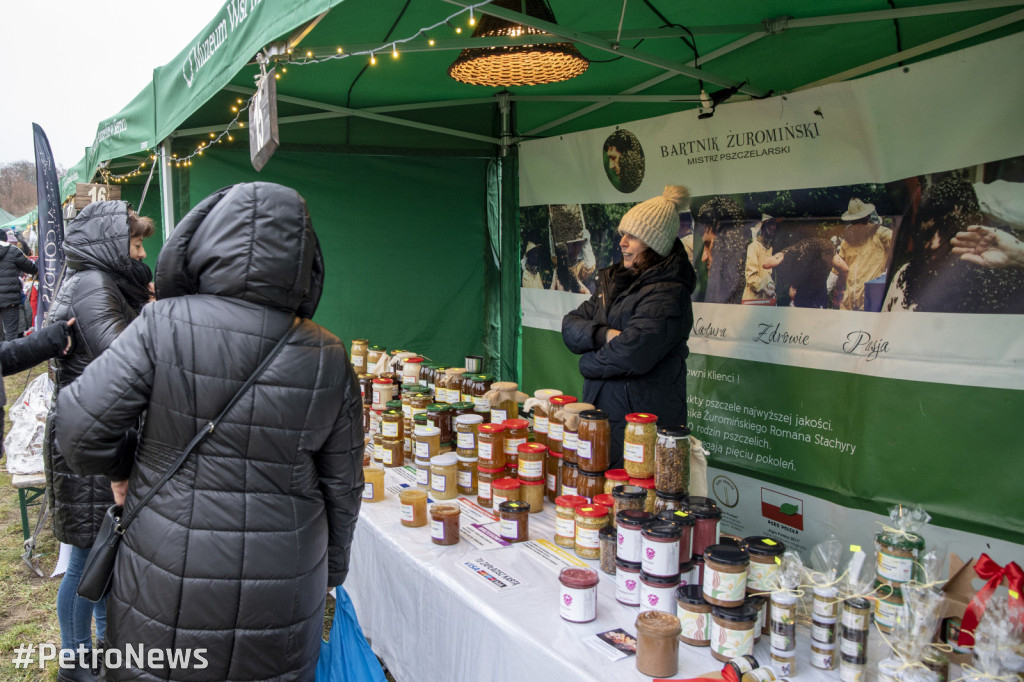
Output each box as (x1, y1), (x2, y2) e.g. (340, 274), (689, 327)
(469, 8), (475, 26)
(428, 38), (435, 46)
(392, 43), (399, 59)
(370, 52), (376, 65)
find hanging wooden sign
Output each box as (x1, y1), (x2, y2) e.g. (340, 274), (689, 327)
(74, 183), (121, 210)
(249, 68), (280, 172)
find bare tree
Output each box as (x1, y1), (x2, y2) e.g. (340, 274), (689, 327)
(0, 161), (38, 216)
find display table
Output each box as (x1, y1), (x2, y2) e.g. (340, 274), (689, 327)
(344, 466), (903, 682)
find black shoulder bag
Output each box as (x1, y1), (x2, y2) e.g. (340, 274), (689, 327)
(78, 318), (300, 602)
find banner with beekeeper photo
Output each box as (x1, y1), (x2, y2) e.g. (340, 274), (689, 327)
(517, 33), (1024, 552)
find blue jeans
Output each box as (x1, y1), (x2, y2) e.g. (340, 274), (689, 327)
(57, 544), (107, 651)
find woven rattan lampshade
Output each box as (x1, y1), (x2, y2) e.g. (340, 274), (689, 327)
(448, 0), (589, 86)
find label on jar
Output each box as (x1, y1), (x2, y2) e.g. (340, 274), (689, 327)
(534, 415), (549, 433)
(499, 518), (520, 540)
(771, 630), (795, 650)
(519, 459), (543, 479)
(640, 581), (677, 613)
(577, 439), (592, 460)
(703, 564), (747, 602)
(478, 480), (491, 500)
(549, 423), (564, 441)
(839, 661), (864, 682)
(679, 608), (711, 642)
(546, 473), (557, 492)
(772, 652), (795, 677)
(419, 379), (428, 387)
(431, 474), (447, 493)
(415, 441), (430, 458)
(416, 467), (429, 486)
(874, 599), (904, 629)
(372, 389), (383, 405)
(842, 607), (869, 630)
(623, 441), (646, 463)
(491, 408), (508, 423)
(474, 397), (490, 411)
(562, 484), (578, 497)
(493, 493), (510, 508)
(811, 646), (836, 670)
(555, 516), (576, 539)
(642, 536), (680, 576)
(841, 637), (866, 658)
(382, 422), (399, 438)
(576, 526), (600, 550)
(458, 470), (473, 488)
(876, 548), (915, 583)
(478, 441), (493, 460)
(504, 437), (526, 454)
(771, 595), (798, 624)
(462, 392), (473, 403)
(382, 447), (396, 466)
(679, 563), (696, 586)
(366, 442), (376, 459)
(618, 527), (642, 564)
(457, 432), (475, 449)
(559, 584), (597, 623)
(447, 389), (460, 404)
(361, 483), (374, 500)
(430, 519), (445, 541)
(811, 619), (838, 643)
(710, 619), (754, 660)
(616, 569), (640, 605)
(402, 404), (412, 418)
(813, 589), (840, 619)
(563, 432), (578, 450)
(401, 503), (415, 522)
(353, 355), (365, 369)
(747, 560), (779, 591)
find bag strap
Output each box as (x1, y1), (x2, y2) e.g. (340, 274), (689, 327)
(116, 317), (301, 533)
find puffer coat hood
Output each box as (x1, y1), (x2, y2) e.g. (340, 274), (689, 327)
(155, 182), (324, 317)
(43, 200), (149, 547)
(562, 241), (695, 467)
(58, 182), (363, 681)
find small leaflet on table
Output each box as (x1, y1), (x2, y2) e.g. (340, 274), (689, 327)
(459, 556), (524, 592)
(583, 628), (637, 662)
(521, 539), (590, 573)
(460, 522), (510, 550)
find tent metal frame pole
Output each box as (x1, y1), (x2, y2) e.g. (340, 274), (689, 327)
(524, 32), (766, 136)
(443, 0), (770, 98)
(158, 139), (174, 243)
(797, 8), (1024, 90)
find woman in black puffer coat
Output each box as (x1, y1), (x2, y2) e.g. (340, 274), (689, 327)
(0, 231), (38, 340)
(42, 200), (154, 675)
(562, 186), (696, 468)
(58, 182), (364, 682)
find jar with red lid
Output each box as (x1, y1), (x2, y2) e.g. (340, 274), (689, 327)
(545, 449), (563, 501)
(502, 418), (529, 470)
(577, 409), (611, 472)
(547, 395), (578, 453)
(401, 356), (424, 385)
(574, 504), (610, 560)
(623, 412), (658, 478)
(603, 468), (630, 495)
(516, 442), (547, 482)
(477, 464), (505, 509)
(593, 493), (615, 510)
(554, 494), (588, 548)
(476, 423), (507, 469)
(491, 477), (521, 508)
(372, 376), (396, 410)
(630, 476), (657, 513)
(577, 470), (606, 502)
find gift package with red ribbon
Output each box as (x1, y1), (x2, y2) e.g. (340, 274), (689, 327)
(939, 553), (1024, 664)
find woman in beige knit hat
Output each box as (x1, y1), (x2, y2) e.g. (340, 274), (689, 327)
(561, 186), (696, 467)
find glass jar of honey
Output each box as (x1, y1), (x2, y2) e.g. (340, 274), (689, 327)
(491, 477), (522, 508)
(546, 449), (563, 502)
(577, 470), (606, 502)
(380, 437), (404, 468)
(560, 403), (595, 465)
(350, 339), (368, 374)
(516, 442), (547, 483)
(427, 366), (445, 395)
(502, 418), (529, 467)
(604, 468), (630, 495)
(413, 424), (441, 460)
(476, 423), (507, 469)
(399, 488), (428, 527)
(456, 454), (478, 495)
(381, 409), (403, 440)
(451, 401), (475, 419)
(577, 409), (611, 472)
(547, 395), (578, 453)
(455, 413), (484, 457)
(476, 465), (505, 509)
(471, 374), (494, 411)
(429, 453), (458, 500)
(357, 374), (373, 406)
(366, 344), (386, 369)
(442, 368), (467, 405)
(430, 503), (461, 546)
(410, 392), (431, 417)
(485, 381), (521, 423)
(519, 479), (545, 514)
(426, 403), (454, 445)
(561, 461), (580, 497)
(526, 388), (563, 447)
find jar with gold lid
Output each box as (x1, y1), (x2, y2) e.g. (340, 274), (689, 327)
(624, 412), (658, 479)
(350, 339), (369, 374)
(547, 395), (578, 453)
(577, 409), (611, 472)
(476, 423), (507, 469)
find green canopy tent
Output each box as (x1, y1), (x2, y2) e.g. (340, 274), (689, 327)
(0, 208), (39, 233)
(67, 0), (1024, 376)
(0, 207), (16, 225)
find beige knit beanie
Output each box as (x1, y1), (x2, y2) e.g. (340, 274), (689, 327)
(617, 185), (691, 256)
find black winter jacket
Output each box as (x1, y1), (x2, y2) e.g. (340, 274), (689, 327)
(42, 200), (150, 547)
(58, 183), (364, 682)
(562, 241), (696, 466)
(0, 242), (37, 307)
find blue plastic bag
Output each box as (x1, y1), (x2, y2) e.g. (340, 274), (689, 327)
(316, 586), (387, 682)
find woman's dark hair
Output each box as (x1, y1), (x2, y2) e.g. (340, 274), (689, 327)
(632, 246), (667, 274)
(127, 210), (156, 239)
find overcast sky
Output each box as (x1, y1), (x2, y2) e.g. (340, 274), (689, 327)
(1, 1), (222, 169)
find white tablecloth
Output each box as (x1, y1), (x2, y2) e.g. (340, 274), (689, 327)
(345, 467), (891, 681)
